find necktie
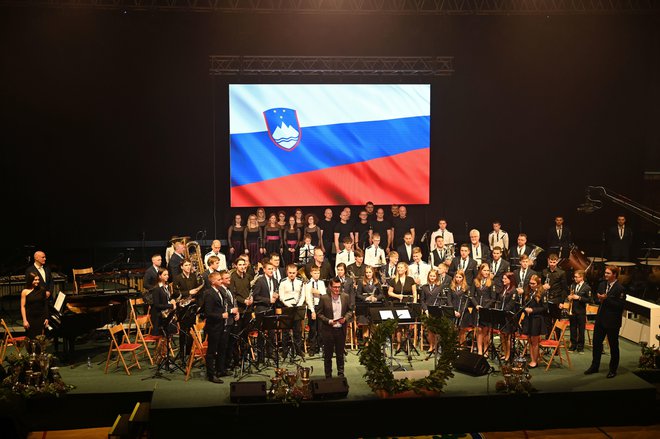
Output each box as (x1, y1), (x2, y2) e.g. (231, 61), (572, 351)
(313, 281), (317, 290)
(164, 285), (169, 299)
(493, 261), (498, 274)
(557, 228), (561, 239)
(619, 227), (623, 239)
(496, 232), (499, 241)
(606, 283), (612, 294)
(416, 263), (420, 275)
(268, 277), (273, 295)
(441, 231), (444, 239)
(519, 247), (522, 256)
(521, 270), (526, 282)
(374, 247), (377, 256)
(461, 259), (466, 270)
(576, 283), (581, 293)
(291, 279), (295, 293)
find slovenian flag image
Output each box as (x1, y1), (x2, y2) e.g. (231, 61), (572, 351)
(229, 84), (430, 207)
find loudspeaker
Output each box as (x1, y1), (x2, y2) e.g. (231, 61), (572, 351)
(454, 351), (491, 376)
(230, 381), (267, 403)
(311, 377), (349, 400)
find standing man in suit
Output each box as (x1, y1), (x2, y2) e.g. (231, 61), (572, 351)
(585, 265), (627, 378)
(547, 216), (572, 259)
(563, 269), (592, 353)
(25, 250), (53, 300)
(217, 270), (239, 376)
(429, 218), (454, 252)
(513, 255), (537, 297)
(318, 277), (353, 378)
(142, 253), (162, 293)
(468, 229), (490, 266)
(202, 271), (230, 383)
(608, 215), (634, 261)
(511, 234), (533, 269)
(489, 246), (510, 289)
(168, 241), (185, 280)
(251, 260), (280, 360)
(449, 244), (478, 286)
(397, 232), (415, 265)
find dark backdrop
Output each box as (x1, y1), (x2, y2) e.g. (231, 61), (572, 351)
(1, 7), (658, 273)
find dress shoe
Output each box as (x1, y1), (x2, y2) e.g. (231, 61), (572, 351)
(216, 370), (231, 377)
(607, 371), (617, 379)
(207, 376), (224, 384)
(584, 367), (598, 375)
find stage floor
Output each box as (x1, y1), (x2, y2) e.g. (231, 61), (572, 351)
(12, 334), (658, 438)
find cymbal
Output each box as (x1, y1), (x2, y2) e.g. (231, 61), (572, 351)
(608, 261), (636, 267)
(639, 260), (660, 266)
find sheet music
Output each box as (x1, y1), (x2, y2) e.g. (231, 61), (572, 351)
(54, 292), (66, 312)
(395, 309), (411, 319)
(379, 310), (395, 320)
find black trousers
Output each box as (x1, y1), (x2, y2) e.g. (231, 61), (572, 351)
(590, 320), (621, 373)
(307, 307), (323, 353)
(205, 324), (223, 378)
(568, 312), (586, 350)
(322, 325), (346, 378)
(283, 318), (304, 359)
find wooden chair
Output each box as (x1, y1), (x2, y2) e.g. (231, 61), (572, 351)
(185, 322), (207, 381)
(585, 303), (609, 350)
(539, 319), (571, 371)
(72, 267), (96, 293)
(105, 324), (142, 375)
(1, 319), (26, 362)
(129, 301), (159, 366)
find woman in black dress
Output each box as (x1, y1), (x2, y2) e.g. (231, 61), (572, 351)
(21, 272), (49, 339)
(471, 263), (496, 356)
(294, 208), (305, 231)
(499, 272), (519, 361)
(255, 208), (267, 229)
(227, 214), (245, 266)
(150, 268), (176, 337)
(449, 270), (472, 347)
(283, 215), (301, 266)
(387, 262), (417, 348)
(277, 210), (287, 230)
(420, 269), (444, 353)
(521, 274), (547, 368)
(303, 213), (323, 252)
(244, 214), (263, 267)
(355, 265), (382, 339)
(264, 213), (283, 258)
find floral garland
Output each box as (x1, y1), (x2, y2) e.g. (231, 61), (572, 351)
(359, 314), (458, 395)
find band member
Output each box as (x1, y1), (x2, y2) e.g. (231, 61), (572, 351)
(449, 244), (478, 286)
(304, 248), (334, 281)
(283, 215), (301, 266)
(513, 254), (536, 297)
(499, 272), (519, 362)
(227, 214), (245, 266)
(305, 266), (327, 355)
(397, 231), (415, 265)
(521, 274), (547, 369)
(278, 264), (313, 360)
(490, 246), (510, 288)
(429, 235), (452, 268)
(392, 205), (415, 248)
(354, 210), (372, 250)
(298, 233), (315, 266)
(384, 251), (399, 284)
(229, 257), (253, 361)
(21, 272), (48, 339)
(143, 253), (162, 293)
(251, 261), (279, 313)
(168, 241), (185, 280)
(488, 221), (509, 256)
(356, 265), (382, 303)
(244, 214), (264, 267)
(236, 254), (256, 280)
(430, 218), (455, 251)
(420, 269), (446, 354)
(449, 270), (472, 346)
(318, 277), (353, 378)
(335, 236), (355, 270)
(541, 253), (568, 337)
(270, 253), (285, 284)
(173, 258), (204, 360)
(364, 233), (386, 268)
(585, 265), (626, 378)
(471, 264), (496, 356)
(202, 271), (231, 383)
(335, 263), (355, 307)
(547, 216), (572, 259)
(264, 213), (283, 257)
(333, 210), (354, 257)
(607, 215), (633, 261)
(255, 207), (267, 228)
(563, 269), (591, 353)
(387, 262), (417, 303)
(203, 239), (227, 271)
(150, 268), (176, 337)
(370, 208), (393, 253)
(203, 256), (221, 288)
(409, 247), (431, 287)
(219, 270), (240, 375)
(469, 229), (490, 266)
(304, 213), (323, 252)
(437, 263), (452, 290)
(347, 249), (366, 282)
(25, 251), (53, 301)
(511, 234), (533, 269)
(319, 208), (336, 260)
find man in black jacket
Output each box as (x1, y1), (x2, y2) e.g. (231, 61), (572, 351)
(25, 251), (54, 300)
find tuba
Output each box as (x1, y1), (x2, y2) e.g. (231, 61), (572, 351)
(528, 245), (544, 267)
(185, 241), (205, 276)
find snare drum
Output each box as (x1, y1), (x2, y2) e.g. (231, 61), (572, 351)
(608, 261), (636, 285)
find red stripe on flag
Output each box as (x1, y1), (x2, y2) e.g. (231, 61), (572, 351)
(231, 148), (429, 207)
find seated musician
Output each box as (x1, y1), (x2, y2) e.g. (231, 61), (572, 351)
(278, 264), (313, 360)
(364, 233), (386, 268)
(429, 235), (451, 268)
(510, 233), (533, 269)
(490, 246), (510, 289)
(298, 233), (315, 266)
(409, 247), (431, 288)
(304, 266), (326, 355)
(335, 236), (355, 271)
(420, 269), (446, 354)
(203, 256), (221, 289)
(173, 258), (204, 361)
(383, 250), (399, 284)
(470, 263), (496, 357)
(335, 263), (355, 308)
(437, 263), (452, 290)
(347, 249), (366, 283)
(499, 272), (519, 362)
(149, 268), (176, 337)
(449, 270), (472, 347)
(513, 254), (537, 298)
(387, 262), (417, 349)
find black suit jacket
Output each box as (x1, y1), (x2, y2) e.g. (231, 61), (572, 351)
(150, 285), (173, 335)
(317, 293), (353, 330)
(595, 280), (626, 329)
(547, 226), (572, 256)
(202, 286), (227, 331)
(513, 268), (537, 290)
(251, 275), (279, 312)
(396, 244), (414, 265)
(607, 225), (633, 261)
(142, 265), (160, 291)
(25, 264), (53, 293)
(468, 242), (491, 265)
(168, 253), (184, 280)
(448, 258), (478, 286)
(490, 259), (510, 282)
(569, 282), (592, 315)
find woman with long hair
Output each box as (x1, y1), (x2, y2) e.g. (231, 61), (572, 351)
(283, 215), (301, 266)
(387, 262), (417, 349)
(471, 263), (496, 356)
(255, 208), (267, 229)
(499, 272), (519, 362)
(420, 269), (444, 353)
(304, 213), (323, 252)
(521, 274), (547, 368)
(244, 214), (264, 266)
(277, 210), (287, 229)
(294, 208), (305, 231)
(264, 213), (283, 258)
(450, 270), (472, 347)
(227, 213), (245, 266)
(21, 272), (48, 339)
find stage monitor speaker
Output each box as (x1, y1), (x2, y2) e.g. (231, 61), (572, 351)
(454, 350), (491, 376)
(311, 377), (349, 400)
(230, 381), (267, 403)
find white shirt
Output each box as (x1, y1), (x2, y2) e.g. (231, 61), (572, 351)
(488, 230), (509, 251)
(410, 261), (431, 286)
(331, 295), (343, 327)
(335, 250), (355, 270)
(364, 245), (386, 267)
(204, 251), (227, 270)
(305, 278), (326, 307)
(471, 244), (483, 265)
(298, 244), (315, 264)
(430, 229), (454, 251)
(279, 277), (312, 310)
(34, 263), (46, 284)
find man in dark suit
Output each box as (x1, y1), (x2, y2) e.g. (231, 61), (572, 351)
(489, 247), (510, 289)
(468, 229), (491, 266)
(510, 234), (534, 269)
(396, 232), (415, 265)
(202, 271), (231, 383)
(335, 263), (355, 308)
(563, 269), (592, 353)
(251, 261), (280, 313)
(547, 216), (572, 259)
(168, 242), (185, 280)
(448, 244), (478, 286)
(607, 215), (633, 261)
(585, 265), (627, 378)
(142, 253), (162, 293)
(25, 250), (54, 300)
(317, 277), (353, 378)
(513, 255), (537, 297)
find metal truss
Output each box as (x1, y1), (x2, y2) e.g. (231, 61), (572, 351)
(209, 56), (453, 76)
(3, 0), (659, 15)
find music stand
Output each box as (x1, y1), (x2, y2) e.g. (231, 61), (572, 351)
(260, 311), (294, 370)
(143, 313), (184, 381)
(235, 312), (269, 381)
(370, 307), (406, 371)
(391, 302), (420, 363)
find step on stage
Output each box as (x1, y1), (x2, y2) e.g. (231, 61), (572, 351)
(12, 337), (659, 438)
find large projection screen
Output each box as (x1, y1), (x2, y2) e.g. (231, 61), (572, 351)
(229, 84), (430, 207)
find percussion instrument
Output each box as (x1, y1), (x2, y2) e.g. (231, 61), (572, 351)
(639, 259), (660, 285)
(559, 245), (591, 272)
(608, 261), (636, 285)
